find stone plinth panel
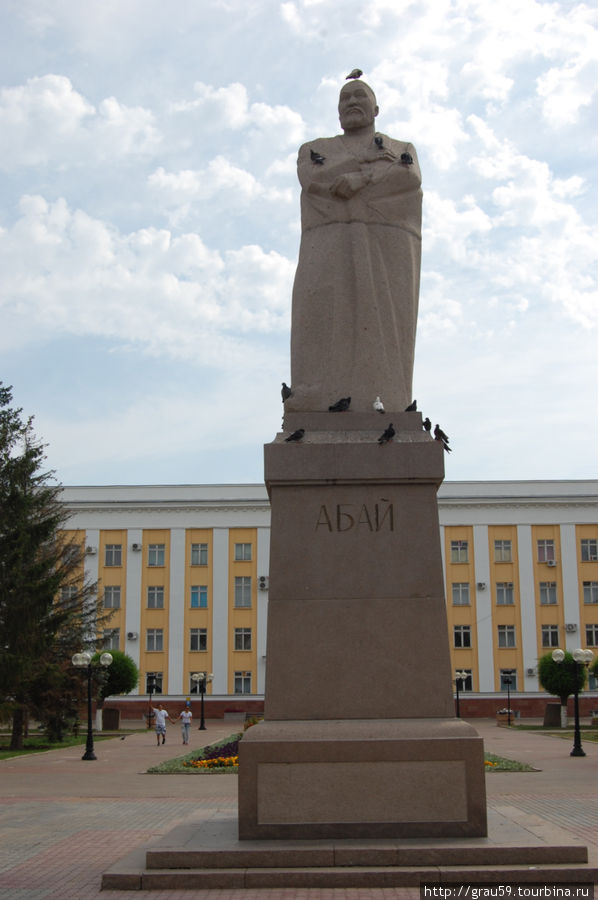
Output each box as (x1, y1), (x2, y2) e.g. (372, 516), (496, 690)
(239, 718), (487, 840)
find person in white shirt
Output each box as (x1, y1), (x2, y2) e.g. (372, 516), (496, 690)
(151, 703), (173, 746)
(178, 707), (193, 745)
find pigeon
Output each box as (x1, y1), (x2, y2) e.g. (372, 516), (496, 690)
(285, 428), (305, 443)
(310, 149), (326, 165)
(346, 68), (363, 80)
(374, 135), (384, 150)
(378, 423), (395, 444)
(405, 399), (417, 412)
(400, 152), (414, 165)
(423, 417), (432, 432)
(373, 396), (385, 413)
(328, 396), (351, 412)
(281, 382), (292, 402)
(434, 424), (451, 452)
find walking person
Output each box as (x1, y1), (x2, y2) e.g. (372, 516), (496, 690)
(151, 703), (174, 746)
(178, 706), (193, 745)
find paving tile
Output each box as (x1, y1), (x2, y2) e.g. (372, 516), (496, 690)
(0, 718), (597, 897)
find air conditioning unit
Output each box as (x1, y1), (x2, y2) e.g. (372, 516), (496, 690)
(526, 667), (536, 676)
(565, 623), (577, 633)
(85, 546), (97, 555)
(127, 631), (138, 640)
(547, 559), (557, 567)
(132, 543), (142, 551)
(258, 575), (269, 591)
(476, 582), (486, 590)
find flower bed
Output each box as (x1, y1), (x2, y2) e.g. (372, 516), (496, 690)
(147, 731), (242, 774)
(184, 754), (238, 770)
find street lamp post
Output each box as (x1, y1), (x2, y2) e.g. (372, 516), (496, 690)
(191, 672), (214, 730)
(504, 676), (512, 727)
(147, 674), (156, 730)
(72, 651), (113, 760)
(552, 648), (594, 757)
(455, 670), (468, 718)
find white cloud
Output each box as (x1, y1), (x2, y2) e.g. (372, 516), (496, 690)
(0, 195), (294, 359)
(172, 81), (305, 147)
(0, 75), (160, 170)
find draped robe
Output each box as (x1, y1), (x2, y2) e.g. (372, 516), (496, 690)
(288, 133), (422, 413)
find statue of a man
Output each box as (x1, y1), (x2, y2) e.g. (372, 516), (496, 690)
(287, 80), (422, 414)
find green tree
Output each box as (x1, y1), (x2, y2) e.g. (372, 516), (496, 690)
(0, 383), (110, 748)
(537, 651), (587, 727)
(92, 649), (139, 708)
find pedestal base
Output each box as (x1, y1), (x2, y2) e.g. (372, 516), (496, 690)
(238, 718), (487, 840)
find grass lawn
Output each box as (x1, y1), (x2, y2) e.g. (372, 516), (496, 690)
(508, 724), (598, 743)
(0, 733), (113, 761)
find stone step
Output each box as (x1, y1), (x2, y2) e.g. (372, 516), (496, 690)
(101, 818), (596, 891)
(103, 859), (598, 891)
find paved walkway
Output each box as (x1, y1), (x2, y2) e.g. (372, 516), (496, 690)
(1, 718), (597, 899)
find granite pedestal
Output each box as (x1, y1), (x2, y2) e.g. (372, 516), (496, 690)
(238, 412), (487, 840)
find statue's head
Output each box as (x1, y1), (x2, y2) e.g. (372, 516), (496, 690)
(338, 80), (378, 132)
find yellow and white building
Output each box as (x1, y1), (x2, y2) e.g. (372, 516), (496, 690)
(62, 480), (598, 706)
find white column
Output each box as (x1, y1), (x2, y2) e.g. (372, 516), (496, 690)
(212, 527), (229, 694)
(168, 528), (186, 694)
(473, 525), (494, 691)
(517, 525), (537, 689)
(256, 526), (270, 694)
(560, 524), (580, 650)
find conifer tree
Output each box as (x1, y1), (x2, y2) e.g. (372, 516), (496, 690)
(0, 383), (109, 748)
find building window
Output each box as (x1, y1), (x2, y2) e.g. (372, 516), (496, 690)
(450, 540), (468, 564)
(539, 582), (557, 605)
(234, 627), (252, 651)
(191, 543), (208, 566)
(586, 624), (598, 646)
(496, 582), (514, 605)
(103, 586), (121, 609)
(146, 628), (163, 651)
(147, 586), (164, 609)
(541, 624), (559, 648)
(234, 671), (252, 694)
(583, 582), (598, 604)
(190, 628), (207, 652)
(190, 585), (208, 608)
(500, 669), (517, 690)
(148, 543), (165, 566)
(234, 576), (252, 608)
(452, 583), (470, 606)
(498, 625), (516, 648)
(105, 544), (122, 566)
(453, 625), (471, 648)
(537, 539), (555, 563)
(234, 542), (252, 561)
(63, 544), (82, 565)
(581, 539), (598, 562)
(455, 669), (473, 691)
(146, 672), (163, 693)
(60, 585), (78, 604)
(103, 628), (120, 650)
(494, 540), (512, 563)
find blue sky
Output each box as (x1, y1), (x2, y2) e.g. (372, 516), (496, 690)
(1, 0), (597, 485)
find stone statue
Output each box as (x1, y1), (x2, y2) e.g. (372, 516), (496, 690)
(287, 80), (422, 414)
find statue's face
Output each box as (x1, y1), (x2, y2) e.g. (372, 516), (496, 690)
(338, 81), (378, 131)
